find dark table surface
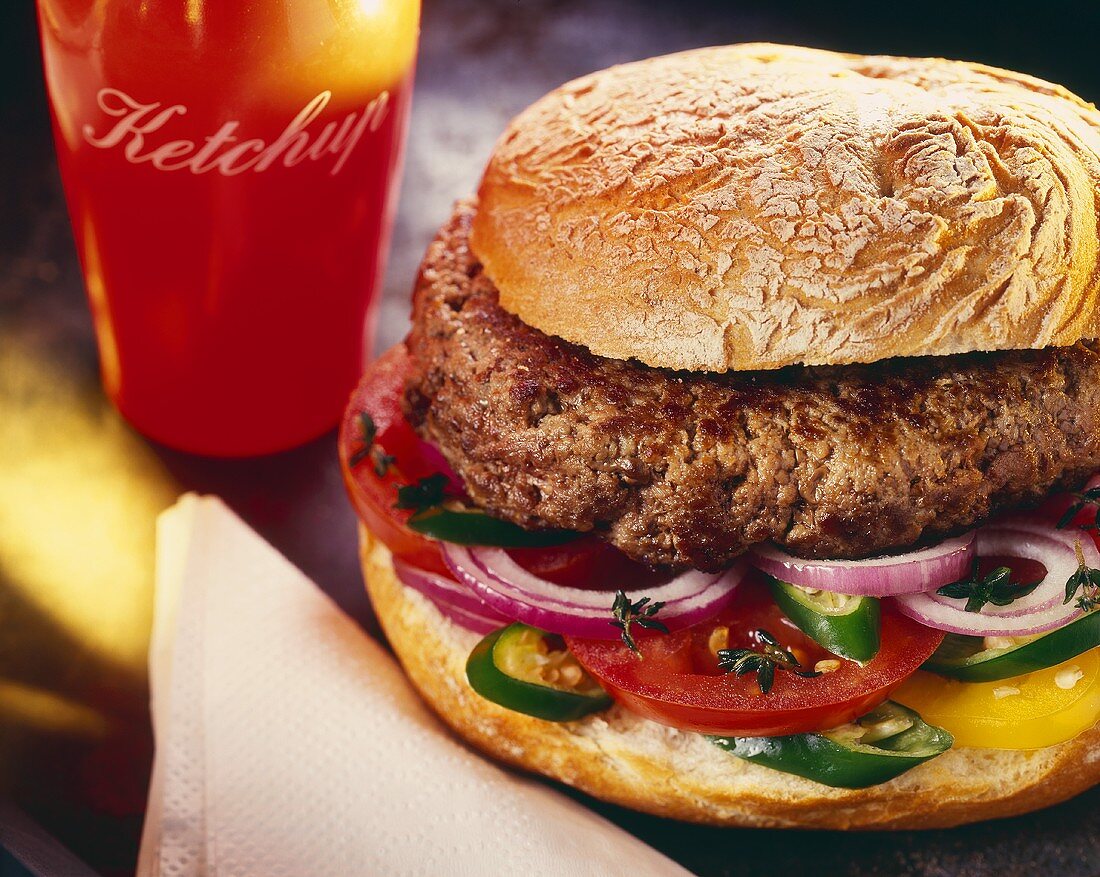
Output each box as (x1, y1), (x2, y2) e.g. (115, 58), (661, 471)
(2, 1), (1099, 874)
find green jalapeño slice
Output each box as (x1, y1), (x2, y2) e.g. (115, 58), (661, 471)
(709, 701), (953, 788)
(770, 578), (881, 663)
(466, 624), (612, 721)
(923, 610), (1100, 682)
(407, 507), (577, 547)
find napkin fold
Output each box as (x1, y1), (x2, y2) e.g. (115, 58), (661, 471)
(138, 494), (690, 876)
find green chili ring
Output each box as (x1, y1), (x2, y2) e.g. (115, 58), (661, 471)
(466, 624), (612, 722)
(769, 578), (881, 663)
(709, 702), (953, 789)
(408, 507), (577, 547)
(924, 611), (1100, 682)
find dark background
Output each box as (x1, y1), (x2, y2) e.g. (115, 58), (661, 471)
(3, 1), (1100, 875)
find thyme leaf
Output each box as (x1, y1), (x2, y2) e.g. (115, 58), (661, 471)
(394, 473), (450, 512)
(1055, 486), (1100, 531)
(349, 412), (378, 468)
(1065, 540), (1100, 611)
(717, 629), (820, 695)
(936, 559), (1041, 613)
(610, 590), (668, 656)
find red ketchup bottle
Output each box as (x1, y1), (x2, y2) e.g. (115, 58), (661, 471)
(37, 0), (419, 456)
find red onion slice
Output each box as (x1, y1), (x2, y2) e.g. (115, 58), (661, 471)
(433, 601), (512, 635)
(926, 524), (1096, 617)
(895, 520), (1094, 636)
(442, 543), (745, 639)
(748, 533), (975, 596)
(461, 546), (721, 610)
(894, 593), (1080, 636)
(393, 557), (511, 632)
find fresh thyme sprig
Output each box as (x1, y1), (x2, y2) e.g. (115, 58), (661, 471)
(1065, 540), (1100, 612)
(717, 629), (821, 695)
(394, 473), (450, 511)
(1055, 486), (1100, 531)
(349, 412), (377, 467)
(610, 591), (669, 656)
(349, 411), (397, 476)
(372, 451), (396, 477)
(936, 559), (1041, 613)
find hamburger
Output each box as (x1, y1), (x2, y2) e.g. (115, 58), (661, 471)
(340, 44), (1100, 829)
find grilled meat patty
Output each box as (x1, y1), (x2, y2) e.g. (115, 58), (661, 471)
(404, 202), (1100, 571)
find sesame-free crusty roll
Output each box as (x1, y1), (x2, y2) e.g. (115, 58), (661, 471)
(473, 44), (1100, 373)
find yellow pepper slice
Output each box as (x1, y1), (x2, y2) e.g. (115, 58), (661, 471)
(893, 648), (1100, 749)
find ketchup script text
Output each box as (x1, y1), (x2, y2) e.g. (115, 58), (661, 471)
(82, 87), (390, 177)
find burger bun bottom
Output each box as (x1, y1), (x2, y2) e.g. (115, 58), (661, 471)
(361, 527), (1100, 829)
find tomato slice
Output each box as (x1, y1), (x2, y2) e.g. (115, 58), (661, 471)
(341, 345), (653, 583)
(340, 345), (457, 574)
(566, 576), (944, 736)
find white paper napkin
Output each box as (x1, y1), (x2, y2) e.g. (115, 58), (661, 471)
(138, 494), (691, 877)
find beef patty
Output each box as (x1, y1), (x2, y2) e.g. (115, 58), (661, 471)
(405, 202), (1100, 571)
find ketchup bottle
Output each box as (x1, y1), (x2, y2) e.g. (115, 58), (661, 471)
(37, 0), (419, 456)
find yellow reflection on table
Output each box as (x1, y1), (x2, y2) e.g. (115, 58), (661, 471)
(0, 325), (180, 863)
(0, 339), (176, 671)
(0, 680), (110, 738)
